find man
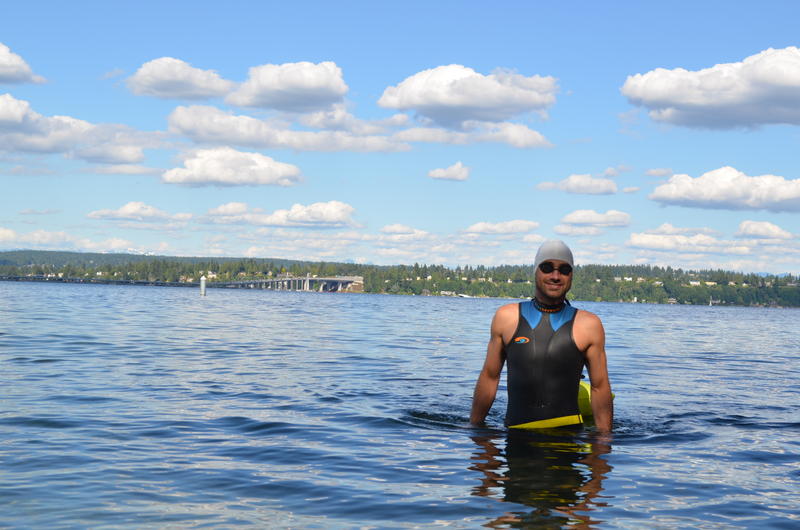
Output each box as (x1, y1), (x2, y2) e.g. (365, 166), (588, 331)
(470, 240), (613, 432)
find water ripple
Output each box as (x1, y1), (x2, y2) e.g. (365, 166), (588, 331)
(1, 283), (799, 527)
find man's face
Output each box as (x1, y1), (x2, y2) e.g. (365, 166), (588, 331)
(534, 259), (573, 302)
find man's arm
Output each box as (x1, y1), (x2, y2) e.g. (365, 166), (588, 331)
(469, 305), (512, 425)
(576, 311), (613, 432)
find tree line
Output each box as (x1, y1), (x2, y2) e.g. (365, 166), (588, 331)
(1, 250), (798, 307)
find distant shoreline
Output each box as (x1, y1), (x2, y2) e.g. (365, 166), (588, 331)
(2, 275), (794, 309)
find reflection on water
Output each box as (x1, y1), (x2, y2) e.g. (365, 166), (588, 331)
(471, 429), (612, 527)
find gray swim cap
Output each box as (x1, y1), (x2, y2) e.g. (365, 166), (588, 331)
(534, 240), (574, 268)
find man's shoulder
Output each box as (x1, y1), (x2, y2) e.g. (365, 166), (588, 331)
(574, 308), (604, 330)
(492, 302), (520, 327)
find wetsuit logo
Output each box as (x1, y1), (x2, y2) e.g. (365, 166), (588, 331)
(514, 336), (530, 344)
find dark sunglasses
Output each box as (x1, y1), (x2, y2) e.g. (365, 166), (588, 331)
(538, 261), (573, 275)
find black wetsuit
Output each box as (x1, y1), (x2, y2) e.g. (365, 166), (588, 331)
(504, 300), (585, 428)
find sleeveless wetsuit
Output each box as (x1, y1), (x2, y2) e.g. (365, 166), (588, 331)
(504, 300), (585, 429)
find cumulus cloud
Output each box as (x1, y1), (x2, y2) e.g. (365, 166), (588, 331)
(226, 61), (348, 112)
(209, 202), (249, 216)
(88, 201), (192, 222)
(205, 200), (356, 228)
(0, 93), (153, 163)
(428, 161), (469, 181)
(622, 47), (800, 128)
(537, 173), (617, 194)
(127, 57), (235, 99)
(393, 121), (550, 148)
(464, 220), (540, 234)
(649, 166), (800, 212)
(735, 220), (793, 239)
(162, 147), (301, 187)
(168, 105), (406, 152)
(299, 103), (408, 134)
(557, 209), (630, 236)
(627, 232), (751, 255)
(378, 64), (558, 128)
(0, 43), (45, 84)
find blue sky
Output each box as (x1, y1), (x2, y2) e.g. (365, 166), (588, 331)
(2, 1), (800, 273)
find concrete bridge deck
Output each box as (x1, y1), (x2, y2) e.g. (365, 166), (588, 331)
(213, 275), (364, 293)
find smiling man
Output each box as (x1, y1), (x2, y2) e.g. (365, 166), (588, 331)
(470, 240), (613, 432)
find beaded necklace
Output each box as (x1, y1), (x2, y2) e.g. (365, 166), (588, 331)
(532, 297), (566, 313)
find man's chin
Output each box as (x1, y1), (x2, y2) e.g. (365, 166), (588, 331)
(542, 287), (566, 299)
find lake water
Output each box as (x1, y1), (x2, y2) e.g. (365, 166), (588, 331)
(1, 281), (799, 528)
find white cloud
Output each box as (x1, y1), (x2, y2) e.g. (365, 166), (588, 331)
(299, 103), (408, 134)
(553, 225), (603, 236)
(627, 232), (751, 255)
(522, 233), (545, 244)
(375, 247), (417, 259)
(622, 47), (800, 128)
(168, 105), (406, 152)
(736, 220), (793, 239)
(537, 173), (617, 195)
(649, 166), (800, 212)
(378, 224), (433, 242)
(0, 43), (45, 84)
(0, 226), (135, 253)
(561, 209), (631, 227)
(602, 164), (631, 177)
(0, 227), (16, 242)
(209, 202), (249, 216)
(378, 64), (558, 128)
(622, 186), (640, 193)
(127, 57), (234, 99)
(381, 224), (416, 234)
(376, 225), (431, 243)
(469, 121), (550, 148)
(162, 147), (301, 187)
(646, 168), (673, 177)
(464, 220), (540, 234)
(428, 161), (469, 181)
(91, 164), (162, 175)
(88, 201), (192, 222)
(226, 61), (348, 112)
(0, 93), (153, 163)
(205, 200), (356, 228)
(645, 223), (718, 236)
(393, 120), (550, 148)
(239, 228), (373, 262)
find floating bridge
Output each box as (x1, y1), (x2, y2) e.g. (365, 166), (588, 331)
(212, 275), (364, 293)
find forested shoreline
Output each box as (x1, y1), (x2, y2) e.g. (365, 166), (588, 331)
(1, 250), (798, 307)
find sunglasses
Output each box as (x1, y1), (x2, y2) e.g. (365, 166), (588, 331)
(538, 261), (573, 275)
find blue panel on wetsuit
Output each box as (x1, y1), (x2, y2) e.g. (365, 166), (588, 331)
(520, 300), (542, 329)
(520, 300), (576, 332)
